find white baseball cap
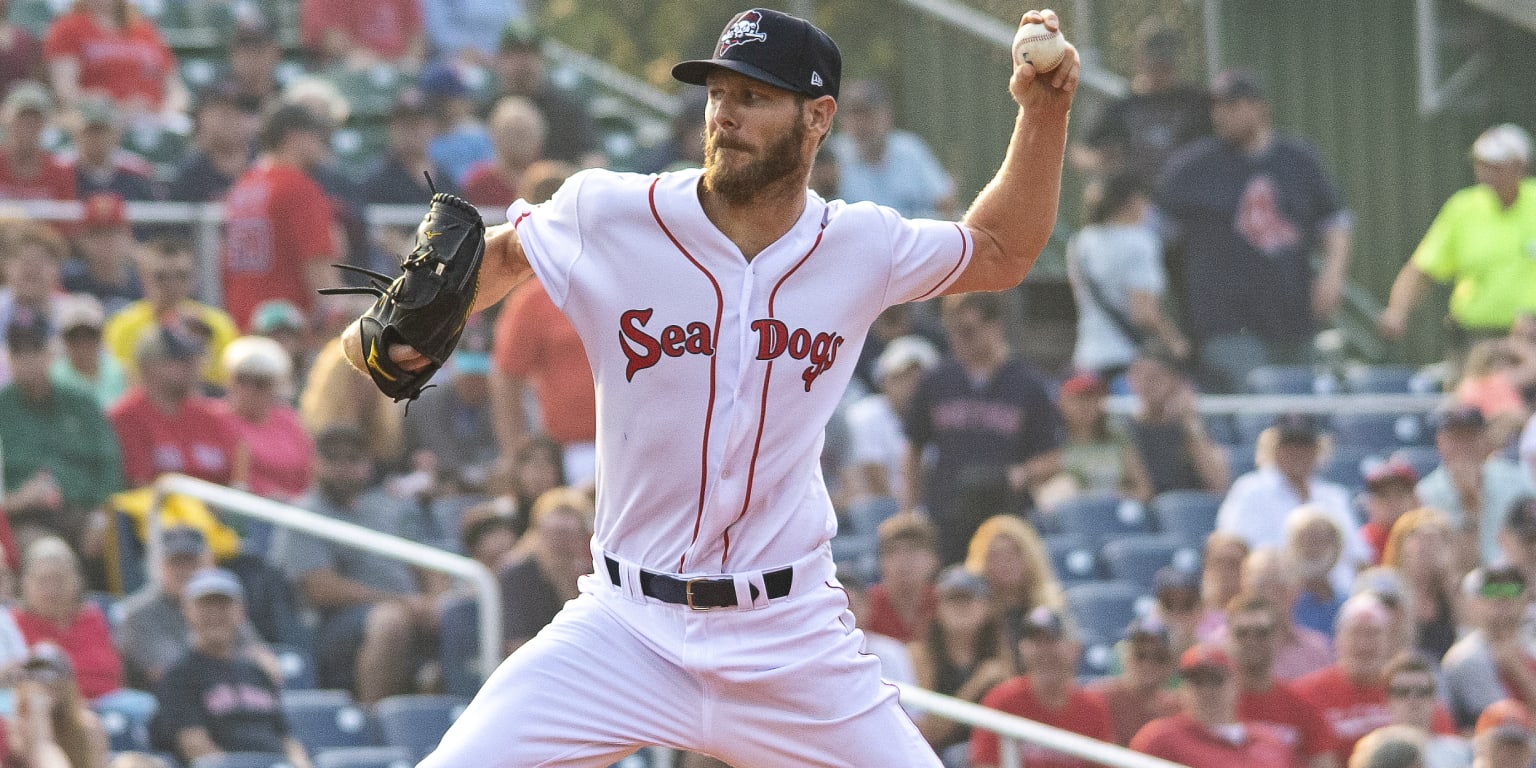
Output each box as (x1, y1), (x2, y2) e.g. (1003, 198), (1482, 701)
(223, 335), (291, 379)
(875, 335), (940, 383)
(1472, 123), (1532, 166)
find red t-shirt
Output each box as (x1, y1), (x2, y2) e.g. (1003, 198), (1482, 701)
(14, 604), (123, 700)
(865, 583), (935, 644)
(1239, 681), (1338, 768)
(300, 0), (421, 59)
(1091, 677), (1183, 746)
(213, 401), (314, 502)
(971, 677), (1113, 768)
(108, 389), (241, 487)
(1292, 665), (1456, 764)
(1130, 713), (1293, 768)
(460, 162), (519, 211)
(493, 278), (596, 445)
(1360, 522), (1389, 565)
(221, 160), (336, 329)
(0, 149), (77, 201)
(42, 10), (174, 110)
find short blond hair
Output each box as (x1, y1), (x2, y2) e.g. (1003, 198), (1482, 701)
(530, 486), (595, 531)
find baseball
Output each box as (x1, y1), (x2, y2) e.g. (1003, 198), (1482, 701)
(1013, 21), (1066, 72)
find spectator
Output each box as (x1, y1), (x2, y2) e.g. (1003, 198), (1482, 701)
(1091, 616), (1180, 746)
(909, 565), (1008, 763)
(62, 95), (157, 201)
(1348, 726), (1425, 768)
(249, 299), (312, 394)
(1380, 509), (1460, 662)
(499, 487), (591, 655)
(423, 0), (526, 67)
(491, 239), (597, 486)
(1073, 18), (1211, 183)
(1130, 643), (1293, 768)
(865, 514), (940, 644)
(422, 63), (492, 187)
(166, 81), (259, 203)
(1124, 341), (1230, 495)
(221, 104), (339, 330)
(1359, 460), (1421, 565)
(1416, 405), (1534, 565)
(272, 425), (444, 702)
(403, 349), (499, 494)
(103, 237), (238, 391)
(1226, 594), (1339, 768)
(0, 83), (76, 201)
(971, 606), (1114, 768)
(215, 336), (313, 502)
(1051, 372), (1153, 503)
(487, 20), (602, 167)
(225, 20), (281, 114)
(640, 90), (707, 174)
(150, 568), (311, 768)
(1454, 338), (1536, 448)
(844, 336), (939, 509)
(13, 537), (122, 700)
(1287, 509), (1348, 637)
(0, 314), (121, 553)
(0, 222), (69, 386)
(1498, 497), (1536, 587)
(965, 514), (1067, 674)
(63, 192), (142, 314)
(42, 0), (184, 120)
(1199, 532), (1250, 639)
(1067, 171), (1188, 382)
(1472, 699), (1536, 768)
(838, 569), (917, 687)
(1294, 594), (1451, 764)
(0, 0), (43, 100)
(1380, 125), (1536, 362)
(115, 527), (273, 687)
(1217, 414), (1370, 590)
(363, 89), (455, 205)
(107, 326), (240, 487)
(50, 293), (127, 408)
(1157, 69), (1351, 392)
(460, 96), (545, 210)
(456, 500), (518, 570)
(904, 293), (1064, 564)
(1351, 568), (1416, 663)
(1241, 548), (1335, 680)
(9, 643), (110, 768)
(1150, 565), (1204, 657)
(1441, 564), (1536, 727)
(298, 329), (407, 471)
(825, 79), (955, 219)
(1382, 654), (1470, 768)
(301, 0), (423, 71)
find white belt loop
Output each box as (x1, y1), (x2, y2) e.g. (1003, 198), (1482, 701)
(620, 561), (646, 602)
(737, 572), (770, 610)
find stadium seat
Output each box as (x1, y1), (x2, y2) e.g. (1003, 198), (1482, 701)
(273, 643), (317, 690)
(92, 690), (157, 752)
(1345, 365), (1438, 395)
(1100, 535), (1200, 585)
(1064, 581), (1147, 642)
(829, 532), (879, 585)
(1315, 445), (1382, 490)
(1050, 492), (1154, 546)
(1223, 443), (1257, 479)
(373, 695), (470, 762)
(1246, 365), (1340, 395)
(1076, 631), (1116, 680)
(1388, 446), (1441, 479)
(190, 753), (293, 768)
(1331, 412), (1432, 450)
(314, 746), (414, 768)
(1044, 535), (1100, 586)
(1149, 490), (1223, 545)
(1201, 414), (1238, 445)
(1233, 412), (1283, 446)
(281, 689), (377, 751)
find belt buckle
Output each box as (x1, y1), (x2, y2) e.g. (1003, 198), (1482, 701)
(684, 577), (714, 611)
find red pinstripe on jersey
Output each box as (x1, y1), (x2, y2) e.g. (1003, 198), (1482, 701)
(912, 223), (969, 301)
(721, 219), (829, 565)
(647, 178), (724, 572)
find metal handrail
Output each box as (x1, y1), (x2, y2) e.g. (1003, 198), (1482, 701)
(896, 682), (1189, 768)
(149, 474), (503, 684)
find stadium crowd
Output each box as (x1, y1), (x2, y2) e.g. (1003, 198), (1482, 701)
(0, 3), (1532, 768)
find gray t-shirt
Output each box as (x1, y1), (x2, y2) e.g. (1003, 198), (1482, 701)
(115, 588), (262, 685)
(272, 487), (424, 600)
(1067, 222), (1166, 373)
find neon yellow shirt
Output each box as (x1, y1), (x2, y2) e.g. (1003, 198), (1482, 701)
(1412, 178), (1536, 329)
(102, 300), (239, 386)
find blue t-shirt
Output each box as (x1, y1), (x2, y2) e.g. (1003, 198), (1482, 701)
(1292, 587), (1344, 639)
(1156, 134), (1344, 341)
(828, 130), (953, 219)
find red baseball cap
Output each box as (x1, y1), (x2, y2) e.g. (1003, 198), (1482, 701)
(1178, 643), (1233, 675)
(81, 192), (127, 230)
(1060, 372), (1106, 397)
(1364, 459), (1418, 492)
(1477, 699), (1535, 741)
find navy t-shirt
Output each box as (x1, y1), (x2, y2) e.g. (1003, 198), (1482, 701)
(1157, 134), (1344, 341)
(151, 650), (289, 755)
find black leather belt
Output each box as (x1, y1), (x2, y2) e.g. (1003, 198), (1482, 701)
(604, 556), (793, 610)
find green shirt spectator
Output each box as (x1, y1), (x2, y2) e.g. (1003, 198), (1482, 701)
(0, 375), (124, 513)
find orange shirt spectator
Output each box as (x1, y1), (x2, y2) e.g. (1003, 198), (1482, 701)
(493, 278), (597, 446)
(43, 0), (177, 114)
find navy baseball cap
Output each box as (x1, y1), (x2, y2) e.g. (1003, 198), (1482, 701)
(672, 8), (841, 100)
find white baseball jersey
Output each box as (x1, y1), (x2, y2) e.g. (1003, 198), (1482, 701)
(509, 167), (973, 574)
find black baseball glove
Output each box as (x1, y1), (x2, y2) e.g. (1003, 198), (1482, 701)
(321, 190), (486, 402)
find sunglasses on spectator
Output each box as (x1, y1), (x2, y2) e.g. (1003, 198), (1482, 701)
(1230, 623), (1274, 640)
(153, 269), (192, 282)
(1183, 670), (1227, 687)
(1480, 582), (1526, 600)
(234, 374), (276, 389)
(1387, 684), (1436, 699)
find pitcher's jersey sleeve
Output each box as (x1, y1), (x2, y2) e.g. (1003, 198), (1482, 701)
(504, 169), (596, 308)
(871, 204), (974, 309)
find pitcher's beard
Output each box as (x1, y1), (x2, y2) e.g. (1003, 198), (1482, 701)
(702, 121), (808, 205)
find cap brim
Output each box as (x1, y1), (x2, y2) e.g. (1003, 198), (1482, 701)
(672, 59), (803, 95)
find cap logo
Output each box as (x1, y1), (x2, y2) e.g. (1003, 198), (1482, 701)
(718, 10), (768, 55)
(811, 71), (823, 87)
